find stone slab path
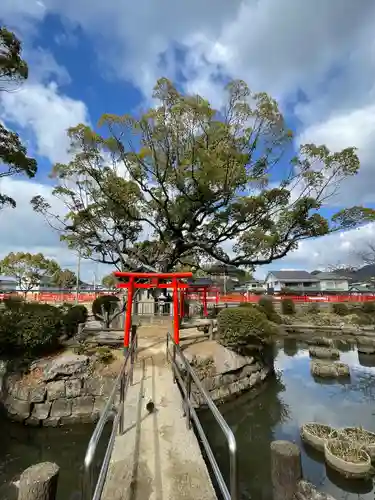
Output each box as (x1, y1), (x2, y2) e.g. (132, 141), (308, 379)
(102, 338), (217, 500)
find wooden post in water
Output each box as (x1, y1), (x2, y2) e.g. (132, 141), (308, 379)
(270, 440), (301, 500)
(18, 462), (59, 500)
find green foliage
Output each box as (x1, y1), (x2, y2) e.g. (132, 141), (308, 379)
(332, 303), (349, 316)
(63, 305), (88, 337)
(0, 28), (37, 209)
(256, 296), (282, 323)
(307, 303), (320, 314)
(361, 301), (375, 314)
(217, 306), (276, 351)
(0, 303), (63, 357)
(30, 78), (373, 272)
(2, 295), (25, 310)
(281, 298), (296, 315)
(352, 313), (374, 326)
(0, 27), (28, 85)
(52, 269), (77, 289)
(96, 346), (114, 365)
(258, 296), (275, 317)
(92, 295), (120, 320)
(101, 273), (118, 289)
(0, 252), (61, 292)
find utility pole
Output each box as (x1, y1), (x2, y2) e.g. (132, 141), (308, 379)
(75, 250), (81, 304)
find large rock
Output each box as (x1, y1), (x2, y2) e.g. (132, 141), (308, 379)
(84, 377), (114, 396)
(296, 480), (337, 500)
(65, 379), (82, 398)
(47, 380), (66, 400)
(50, 399), (72, 417)
(30, 385), (46, 403)
(43, 354), (89, 381)
(71, 396), (94, 416)
(4, 394), (30, 419)
(183, 340), (254, 375)
(32, 402), (52, 420)
(10, 382), (30, 401)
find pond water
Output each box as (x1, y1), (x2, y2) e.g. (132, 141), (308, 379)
(0, 417), (111, 500)
(200, 339), (375, 500)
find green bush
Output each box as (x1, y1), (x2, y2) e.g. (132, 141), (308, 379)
(63, 305), (88, 337)
(281, 298), (296, 315)
(96, 346), (114, 365)
(332, 303), (349, 316)
(352, 313), (374, 326)
(0, 303), (63, 357)
(258, 296), (275, 316)
(2, 295), (25, 310)
(307, 303), (320, 314)
(217, 306), (276, 351)
(257, 296), (282, 323)
(361, 301), (375, 314)
(92, 295), (120, 322)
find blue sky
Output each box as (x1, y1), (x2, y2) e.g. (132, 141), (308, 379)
(1, 0), (375, 281)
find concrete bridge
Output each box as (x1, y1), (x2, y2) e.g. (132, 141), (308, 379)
(82, 324), (237, 500)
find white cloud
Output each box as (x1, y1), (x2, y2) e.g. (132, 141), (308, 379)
(255, 223), (375, 279)
(0, 177), (113, 281)
(1, 82), (89, 165)
(297, 104), (375, 206)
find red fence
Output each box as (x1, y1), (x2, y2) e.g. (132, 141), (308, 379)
(1, 291), (375, 304)
(219, 293), (375, 303)
(0, 291), (113, 302)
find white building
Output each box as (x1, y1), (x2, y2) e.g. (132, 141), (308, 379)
(313, 272), (349, 292)
(0, 275), (17, 291)
(265, 271), (319, 292)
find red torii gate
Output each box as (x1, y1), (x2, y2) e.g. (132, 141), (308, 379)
(180, 283), (219, 317)
(114, 271), (192, 350)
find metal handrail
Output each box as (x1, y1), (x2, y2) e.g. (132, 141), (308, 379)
(82, 332), (137, 500)
(166, 332), (238, 500)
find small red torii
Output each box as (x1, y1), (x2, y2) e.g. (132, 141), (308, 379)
(114, 271), (192, 350)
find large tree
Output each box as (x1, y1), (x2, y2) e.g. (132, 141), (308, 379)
(52, 268), (78, 289)
(0, 252), (61, 294)
(101, 273), (118, 289)
(31, 78), (375, 272)
(0, 27), (37, 209)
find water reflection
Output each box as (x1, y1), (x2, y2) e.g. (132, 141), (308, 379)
(201, 340), (375, 500)
(0, 417), (111, 500)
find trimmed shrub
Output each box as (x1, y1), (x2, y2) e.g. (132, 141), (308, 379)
(361, 301), (375, 314)
(257, 296), (282, 323)
(96, 346), (115, 365)
(92, 295), (120, 323)
(63, 305), (88, 337)
(258, 295), (275, 316)
(2, 295), (25, 310)
(0, 303), (63, 357)
(332, 303), (349, 316)
(217, 306), (276, 351)
(307, 303), (320, 314)
(352, 313), (374, 326)
(281, 298), (296, 315)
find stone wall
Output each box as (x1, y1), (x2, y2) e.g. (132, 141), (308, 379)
(182, 340), (271, 406)
(0, 353), (118, 426)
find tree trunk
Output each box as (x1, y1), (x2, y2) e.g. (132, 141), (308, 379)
(271, 440), (301, 500)
(18, 462), (59, 500)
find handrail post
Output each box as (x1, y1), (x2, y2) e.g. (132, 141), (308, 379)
(82, 459), (94, 500)
(172, 342), (177, 383)
(186, 371), (191, 429)
(130, 324), (137, 385)
(229, 441), (238, 500)
(119, 376), (125, 435)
